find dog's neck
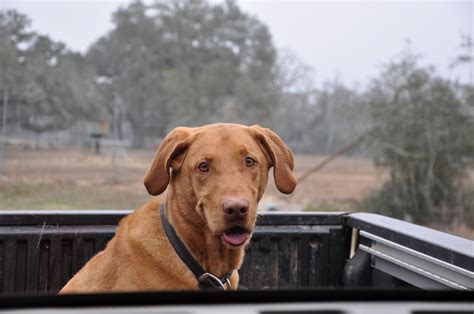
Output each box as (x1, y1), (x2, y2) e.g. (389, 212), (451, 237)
(165, 187), (244, 278)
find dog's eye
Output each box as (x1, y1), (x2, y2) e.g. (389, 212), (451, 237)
(198, 162), (209, 172)
(245, 157), (256, 167)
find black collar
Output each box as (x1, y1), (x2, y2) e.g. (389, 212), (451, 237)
(160, 201), (233, 290)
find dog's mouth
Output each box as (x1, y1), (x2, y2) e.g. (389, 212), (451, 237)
(221, 226), (250, 246)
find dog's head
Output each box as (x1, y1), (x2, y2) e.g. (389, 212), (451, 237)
(144, 123), (296, 248)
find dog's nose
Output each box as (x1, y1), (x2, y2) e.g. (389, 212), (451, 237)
(222, 197), (249, 218)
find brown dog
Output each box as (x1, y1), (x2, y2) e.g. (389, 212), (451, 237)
(60, 123), (296, 293)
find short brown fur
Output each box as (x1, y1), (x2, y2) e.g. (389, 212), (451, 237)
(60, 123), (296, 293)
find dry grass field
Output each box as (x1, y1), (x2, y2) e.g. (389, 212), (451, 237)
(1, 147), (472, 239)
(0, 148), (385, 210)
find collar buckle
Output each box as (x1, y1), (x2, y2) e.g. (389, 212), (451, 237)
(198, 272), (230, 290)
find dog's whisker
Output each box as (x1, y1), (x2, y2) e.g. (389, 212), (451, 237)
(201, 221), (210, 232)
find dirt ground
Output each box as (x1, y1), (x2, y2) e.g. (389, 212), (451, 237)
(0, 148), (472, 239)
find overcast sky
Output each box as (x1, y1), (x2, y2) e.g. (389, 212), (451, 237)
(1, 0), (472, 88)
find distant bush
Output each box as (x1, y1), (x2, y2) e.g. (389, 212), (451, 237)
(363, 51), (474, 226)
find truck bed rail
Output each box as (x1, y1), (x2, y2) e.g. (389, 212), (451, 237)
(345, 213), (473, 290)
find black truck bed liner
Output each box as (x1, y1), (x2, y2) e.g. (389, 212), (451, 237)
(0, 210), (472, 294)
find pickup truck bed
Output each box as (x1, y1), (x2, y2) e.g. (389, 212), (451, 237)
(0, 210), (472, 294)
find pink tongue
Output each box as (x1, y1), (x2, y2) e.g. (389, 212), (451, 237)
(223, 231), (248, 246)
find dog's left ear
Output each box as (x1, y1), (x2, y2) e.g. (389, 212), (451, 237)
(250, 125), (297, 194)
(144, 127), (193, 196)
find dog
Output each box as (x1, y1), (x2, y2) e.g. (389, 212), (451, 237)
(60, 123), (296, 293)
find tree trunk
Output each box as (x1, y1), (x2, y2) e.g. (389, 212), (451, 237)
(128, 105), (146, 149)
(117, 111), (124, 140)
(132, 123), (145, 149)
